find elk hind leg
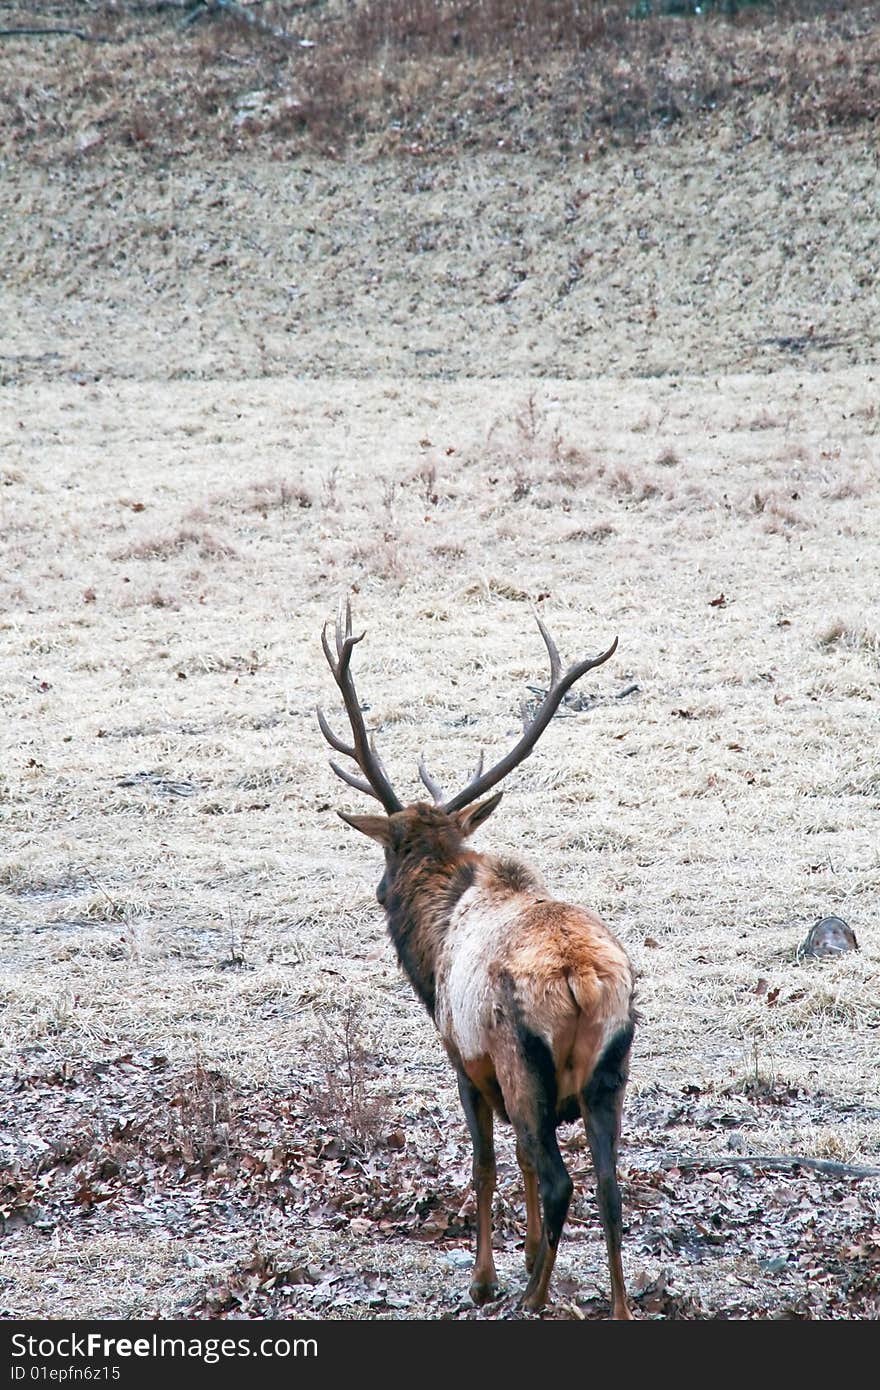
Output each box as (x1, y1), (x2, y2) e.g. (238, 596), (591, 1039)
(517, 1124), (572, 1312)
(579, 1023), (634, 1321)
(515, 1138), (542, 1273)
(500, 1030), (572, 1312)
(456, 1069), (500, 1304)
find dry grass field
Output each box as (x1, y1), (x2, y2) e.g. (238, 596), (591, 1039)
(1, 1), (879, 1322)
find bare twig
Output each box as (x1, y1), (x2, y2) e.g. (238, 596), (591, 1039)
(657, 1153), (880, 1180)
(0, 27), (116, 43)
(81, 865), (122, 917)
(187, 0), (314, 45)
(525, 681), (638, 707)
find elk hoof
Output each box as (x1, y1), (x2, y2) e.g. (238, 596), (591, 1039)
(469, 1278), (501, 1305)
(519, 1289), (546, 1314)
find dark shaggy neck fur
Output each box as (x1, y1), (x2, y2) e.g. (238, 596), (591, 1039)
(491, 855), (543, 895)
(381, 808), (479, 1016)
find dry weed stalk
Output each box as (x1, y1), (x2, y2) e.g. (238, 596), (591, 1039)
(169, 1064), (233, 1168)
(307, 1003), (386, 1154)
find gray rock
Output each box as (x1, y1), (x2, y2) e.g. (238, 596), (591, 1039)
(797, 916), (858, 960)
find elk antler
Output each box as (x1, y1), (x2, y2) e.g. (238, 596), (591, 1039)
(317, 598), (403, 814)
(418, 748), (484, 808)
(439, 617), (618, 814)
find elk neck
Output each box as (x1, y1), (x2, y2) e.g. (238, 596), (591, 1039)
(381, 840), (481, 1020)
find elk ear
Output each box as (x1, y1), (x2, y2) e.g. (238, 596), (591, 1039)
(337, 810), (394, 846)
(455, 791), (503, 837)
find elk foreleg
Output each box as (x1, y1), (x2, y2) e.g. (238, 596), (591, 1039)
(456, 1070), (500, 1304)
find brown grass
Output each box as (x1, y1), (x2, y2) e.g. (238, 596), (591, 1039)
(114, 527), (238, 562)
(1, 2), (878, 162)
(2, 371), (879, 1315)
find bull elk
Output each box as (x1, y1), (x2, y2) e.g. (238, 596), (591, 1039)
(318, 599), (635, 1318)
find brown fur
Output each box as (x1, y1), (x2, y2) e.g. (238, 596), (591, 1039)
(345, 801), (635, 1318)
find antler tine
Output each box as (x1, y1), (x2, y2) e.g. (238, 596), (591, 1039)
(334, 595), (355, 662)
(418, 753), (446, 805)
(328, 759), (384, 802)
(442, 622), (618, 815)
(317, 597), (404, 815)
(327, 603), (362, 674)
(321, 619), (337, 672)
(315, 707), (355, 758)
(333, 596), (344, 661)
(535, 614), (562, 686)
(419, 747), (481, 806)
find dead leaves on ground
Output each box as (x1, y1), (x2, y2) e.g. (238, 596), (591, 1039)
(1, 1053), (480, 1259)
(1, 1056), (878, 1319)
